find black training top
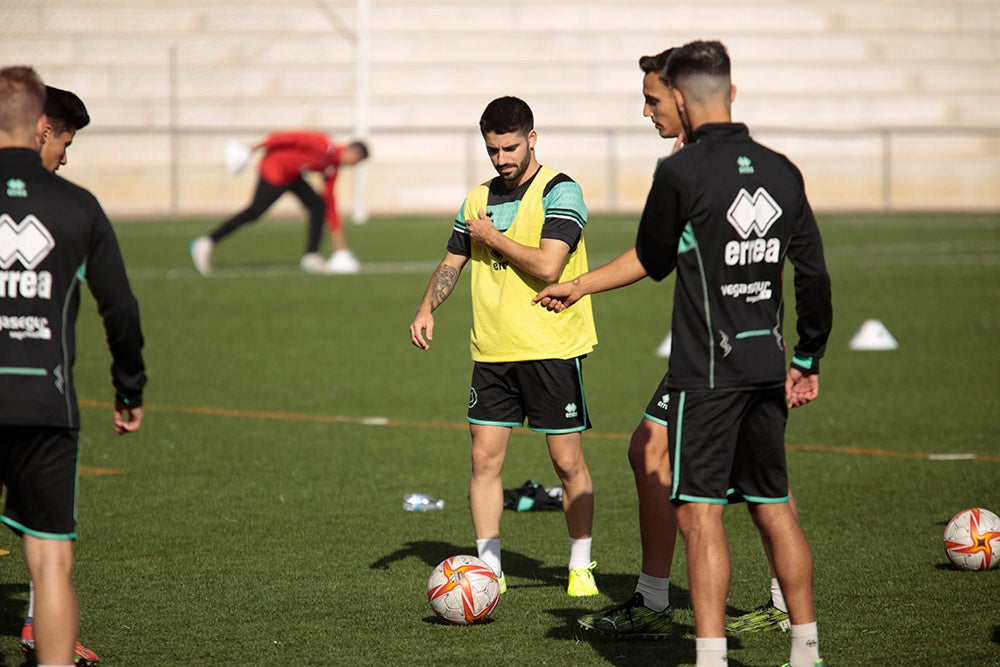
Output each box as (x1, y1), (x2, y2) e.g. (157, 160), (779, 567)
(636, 123), (832, 391)
(0, 147), (146, 428)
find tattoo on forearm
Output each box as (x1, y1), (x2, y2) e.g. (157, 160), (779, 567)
(429, 265), (459, 309)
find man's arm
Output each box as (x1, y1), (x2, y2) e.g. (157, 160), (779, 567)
(533, 247), (648, 312)
(85, 203), (147, 431)
(465, 209), (569, 283)
(409, 252), (469, 350)
(321, 174), (340, 230)
(783, 165), (832, 408)
(535, 160), (683, 311)
(786, 174), (833, 377)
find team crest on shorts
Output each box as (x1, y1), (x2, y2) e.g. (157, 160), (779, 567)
(468, 387), (478, 408)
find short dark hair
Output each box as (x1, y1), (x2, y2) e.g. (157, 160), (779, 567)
(479, 96), (533, 136)
(638, 48), (675, 83)
(44, 85), (90, 134)
(665, 40), (731, 85)
(347, 140), (369, 160)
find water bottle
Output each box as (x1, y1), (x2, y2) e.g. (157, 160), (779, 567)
(403, 493), (445, 511)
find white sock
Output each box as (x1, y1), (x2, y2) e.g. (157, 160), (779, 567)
(771, 577), (787, 613)
(476, 538), (502, 577)
(568, 537), (592, 570)
(789, 622), (820, 667)
(636, 572), (670, 611)
(695, 637), (727, 666)
(28, 581), (34, 618)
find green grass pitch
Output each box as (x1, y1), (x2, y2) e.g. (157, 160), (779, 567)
(0, 211), (997, 666)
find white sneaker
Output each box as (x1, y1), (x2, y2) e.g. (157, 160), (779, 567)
(300, 252), (325, 273)
(324, 249), (360, 274)
(190, 236), (213, 276)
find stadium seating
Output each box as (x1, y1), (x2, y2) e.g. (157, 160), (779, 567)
(1, 0), (997, 214)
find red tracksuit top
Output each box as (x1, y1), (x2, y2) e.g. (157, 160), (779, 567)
(258, 131), (346, 232)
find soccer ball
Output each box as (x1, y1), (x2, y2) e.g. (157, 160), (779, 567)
(943, 507), (1000, 571)
(427, 555), (500, 625)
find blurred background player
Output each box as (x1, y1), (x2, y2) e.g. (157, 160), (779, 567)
(409, 96), (599, 598)
(0, 66), (146, 667)
(189, 131), (369, 275)
(13, 82), (103, 667)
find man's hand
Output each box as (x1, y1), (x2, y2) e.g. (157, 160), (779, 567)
(670, 131), (686, 155)
(785, 368), (819, 408)
(408, 254), (466, 351)
(533, 278), (583, 313)
(465, 209), (496, 246)
(114, 401), (144, 434)
(410, 309), (435, 350)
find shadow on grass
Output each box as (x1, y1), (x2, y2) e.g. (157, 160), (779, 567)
(542, 572), (698, 666)
(0, 583), (28, 640)
(421, 613), (499, 627)
(0, 582), (30, 667)
(370, 539), (625, 594)
(370, 539), (471, 571)
(0, 652), (28, 667)
(370, 539), (561, 583)
(371, 542), (777, 664)
(542, 572), (779, 667)
(544, 602), (754, 667)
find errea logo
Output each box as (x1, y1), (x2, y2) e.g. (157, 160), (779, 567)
(0, 213), (56, 301)
(727, 188), (781, 239)
(725, 188), (782, 266)
(489, 247), (508, 272)
(6, 179), (27, 197)
(564, 403), (578, 419)
(0, 214), (55, 270)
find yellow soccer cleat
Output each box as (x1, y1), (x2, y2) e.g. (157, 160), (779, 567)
(567, 561), (599, 597)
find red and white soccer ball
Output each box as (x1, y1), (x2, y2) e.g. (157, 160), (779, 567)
(427, 555), (500, 625)
(943, 507), (1000, 571)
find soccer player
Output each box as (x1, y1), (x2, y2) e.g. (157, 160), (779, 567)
(574, 48), (682, 637)
(534, 40), (831, 667)
(409, 96), (600, 598)
(577, 48), (799, 639)
(190, 131), (369, 275)
(15, 83), (103, 667)
(39, 85), (90, 173)
(0, 66), (147, 667)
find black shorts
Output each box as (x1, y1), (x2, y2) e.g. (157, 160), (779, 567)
(0, 425), (79, 539)
(642, 373), (671, 427)
(666, 387), (789, 505)
(468, 358), (591, 434)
